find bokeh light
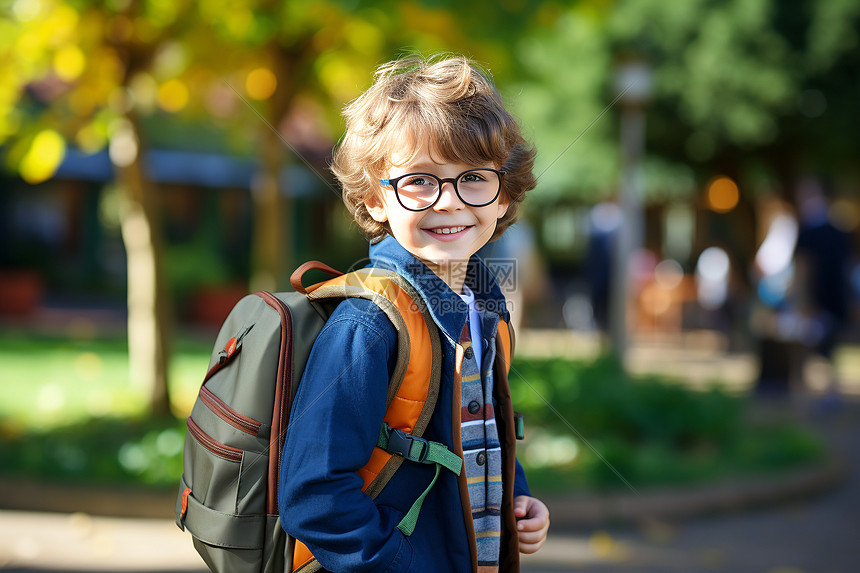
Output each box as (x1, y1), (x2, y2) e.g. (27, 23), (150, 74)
(157, 78), (189, 112)
(245, 68), (277, 100)
(707, 176), (739, 213)
(20, 129), (66, 184)
(654, 259), (684, 290)
(53, 45), (86, 81)
(829, 199), (859, 232)
(696, 247), (730, 310)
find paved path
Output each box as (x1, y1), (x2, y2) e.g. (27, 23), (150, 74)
(2, 398), (856, 573)
(521, 401), (860, 573)
(2, 332), (858, 572)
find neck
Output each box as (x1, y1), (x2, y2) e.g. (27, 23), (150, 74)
(421, 258), (468, 295)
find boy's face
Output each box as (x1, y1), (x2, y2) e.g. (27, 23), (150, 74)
(365, 142), (509, 274)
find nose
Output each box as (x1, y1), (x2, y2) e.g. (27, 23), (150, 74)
(433, 180), (464, 211)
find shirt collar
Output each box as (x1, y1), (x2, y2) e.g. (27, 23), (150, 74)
(368, 235), (510, 344)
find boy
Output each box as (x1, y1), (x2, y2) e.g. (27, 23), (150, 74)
(279, 54), (549, 572)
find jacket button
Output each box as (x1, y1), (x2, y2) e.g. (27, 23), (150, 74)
(482, 338), (489, 350)
(468, 400), (481, 414)
(464, 346), (474, 360)
(476, 452), (486, 466)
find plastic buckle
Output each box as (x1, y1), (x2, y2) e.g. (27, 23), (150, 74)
(387, 428), (429, 462)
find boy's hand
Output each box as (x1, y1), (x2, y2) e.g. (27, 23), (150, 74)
(513, 495), (549, 554)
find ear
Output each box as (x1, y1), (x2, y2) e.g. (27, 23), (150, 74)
(365, 191), (389, 223)
(496, 193), (510, 220)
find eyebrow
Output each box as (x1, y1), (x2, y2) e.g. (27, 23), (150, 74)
(394, 161), (440, 172)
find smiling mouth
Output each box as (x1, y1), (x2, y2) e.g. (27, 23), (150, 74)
(427, 226), (471, 235)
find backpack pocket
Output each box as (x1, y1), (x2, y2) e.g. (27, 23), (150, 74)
(187, 417), (243, 462)
(179, 418), (274, 573)
(184, 416), (268, 514)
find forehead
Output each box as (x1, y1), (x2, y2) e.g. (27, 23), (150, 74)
(388, 135), (445, 169)
(385, 133), (494, 173)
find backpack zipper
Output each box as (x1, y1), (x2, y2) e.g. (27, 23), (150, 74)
(199, 385), (263, 437)
(187, 417), (243, 463)
(255, 291), (293, 516)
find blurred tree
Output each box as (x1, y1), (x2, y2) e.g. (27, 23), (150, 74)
(516, 0), (860, 202)
(1, 0), (558, 417)
(0, 0), (191, 417)
(513, 0), (860, 365)
(180, 0), (564, 291)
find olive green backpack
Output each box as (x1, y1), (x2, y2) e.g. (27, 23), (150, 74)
(175, 262), (460, 572)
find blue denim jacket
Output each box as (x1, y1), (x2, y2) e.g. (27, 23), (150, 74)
(278, 236), (530, 572)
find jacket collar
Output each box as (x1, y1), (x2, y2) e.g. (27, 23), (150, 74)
(368, 235), (510, 345)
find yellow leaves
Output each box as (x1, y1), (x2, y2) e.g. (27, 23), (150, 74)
(76, 113), (111, 153)
(45, 4), (79, 43)
(400, 2), (456, 33)
(317, 54), (368, 105)
(20, 129), (66, 184)
(344, 20), (383, 57)
(53, 45), (85, 81)
(12, 1), (79, 45)
(198, 0), (255, 40)
(224, 7), (255, 40)
(76, 123), (106, 153)
(145, 0), (182, 29)
(11, 0), (43, 22)
(157, 79), (189, 112)
(245, 68), (276, 100)
(0, 19), (19, 51)
(68, 85), (100, 116)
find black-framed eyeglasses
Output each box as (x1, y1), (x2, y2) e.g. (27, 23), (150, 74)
(379, 168), (506, 212)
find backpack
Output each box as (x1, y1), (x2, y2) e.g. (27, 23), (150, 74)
(175, 262), (463, 572)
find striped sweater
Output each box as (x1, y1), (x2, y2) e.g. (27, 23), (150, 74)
(458, 303), (503, 572)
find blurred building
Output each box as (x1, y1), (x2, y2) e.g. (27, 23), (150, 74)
(0, 145), (345, 326)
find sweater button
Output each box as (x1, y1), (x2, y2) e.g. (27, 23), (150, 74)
(476, 452), (487, 466)
(468, 400), (480, 414)
(464, 346), (474, 360)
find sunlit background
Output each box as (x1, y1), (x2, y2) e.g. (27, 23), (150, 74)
(2, 0), (860, 571)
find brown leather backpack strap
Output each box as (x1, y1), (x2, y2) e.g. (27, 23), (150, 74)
(290, 261), (344, 294)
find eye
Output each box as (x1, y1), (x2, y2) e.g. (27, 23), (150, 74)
(402, 174), (436, 187)
(461, 171), (488, 183)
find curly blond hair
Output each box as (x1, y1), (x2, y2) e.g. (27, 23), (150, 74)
(331, 54), (536, 242)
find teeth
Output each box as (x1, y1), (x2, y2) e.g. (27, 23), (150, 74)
(431, 226), (467, 235)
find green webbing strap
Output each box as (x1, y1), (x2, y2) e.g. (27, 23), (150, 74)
(376, 423), (463, 536)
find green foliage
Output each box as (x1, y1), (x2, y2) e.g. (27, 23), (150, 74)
(165, 238), (233, 299)
(0, 333), (204, 487)
(512, 0), (860, 206)
(0, 332), (209, 428)
(0, 336), (829, 492)
(510, 356), (827, 492)
(513, 6), (618, 202)
(0, 416), (185, 486)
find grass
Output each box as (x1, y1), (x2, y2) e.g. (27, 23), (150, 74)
(0, 331), (828, 493)
(511, 356), (827, 492)
(0, 332), (210, 428)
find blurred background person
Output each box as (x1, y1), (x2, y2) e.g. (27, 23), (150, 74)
(793, 175), (852, 410)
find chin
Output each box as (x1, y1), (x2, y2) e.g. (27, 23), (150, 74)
(422, 249), (470, 266)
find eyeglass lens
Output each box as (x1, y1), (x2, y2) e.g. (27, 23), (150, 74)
(396, 169), (500, 211)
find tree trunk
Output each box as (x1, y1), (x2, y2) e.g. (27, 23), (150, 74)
(112, 115), (173, 417)
(250, 127), (289, 293)
(249, 43), (309, 293)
